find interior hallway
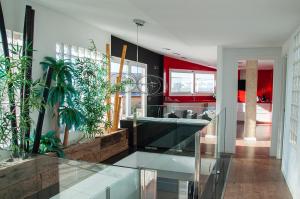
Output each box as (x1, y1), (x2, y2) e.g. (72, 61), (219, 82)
(235, 121), (272, 158)
(224, 154), (292, 199)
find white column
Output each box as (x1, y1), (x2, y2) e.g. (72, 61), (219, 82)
(244, 60), (258, 141)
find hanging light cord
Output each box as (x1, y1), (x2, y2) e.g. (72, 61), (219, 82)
(136, 23), (139, 73)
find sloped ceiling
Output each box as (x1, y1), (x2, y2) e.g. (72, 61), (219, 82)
(32, 0), (300, 66)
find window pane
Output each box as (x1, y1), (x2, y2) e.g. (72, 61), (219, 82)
(56, 43), (63, 59)
(131, 65), (145, 117)
(63, 44), (70, 59)
(0, 34), (3, 55)
(170, 72), (193, 93)
(78, 47), (85, 58)
(195, 73), (215, 93)
(290, 32), (300, 145)
(71, 45), (78, 57)
(6, 30), (12, 44)
(111, 62), (127, 74)
(12, 31), (23, 46)
(84, 49), (91, 58)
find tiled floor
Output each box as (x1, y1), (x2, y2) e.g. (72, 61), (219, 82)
(235, 122), (272, 158)
(224, 121), (292, 199)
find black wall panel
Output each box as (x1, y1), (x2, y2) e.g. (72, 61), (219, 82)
(111, 36), (164, 117)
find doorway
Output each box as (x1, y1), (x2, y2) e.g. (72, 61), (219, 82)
(235, 60), (274, 158)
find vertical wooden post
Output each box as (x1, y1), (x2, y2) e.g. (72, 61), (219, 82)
(112, 45), (127, 131)
(113, 96), (122, 131)
(32, 67), (53, 153)
(21, 6), (35, 151)
(106, 44), (112, 132)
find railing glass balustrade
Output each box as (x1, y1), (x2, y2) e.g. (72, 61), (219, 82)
(0, 106), (228, 199)
(118, 105), (228, 199)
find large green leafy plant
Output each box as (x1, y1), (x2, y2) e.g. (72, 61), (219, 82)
(74, 42), (129, 138)
(74, 52), (109, 137)
(40, 57), (84, 146)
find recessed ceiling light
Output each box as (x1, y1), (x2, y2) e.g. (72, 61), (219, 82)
(181, 57), (187, 59)
(163, 48), (171, 51)
(173, 52), (181, 56)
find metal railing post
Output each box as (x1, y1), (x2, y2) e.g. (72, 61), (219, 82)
(194, 131), (201, 198)
(106, 187), (110, 199)
(140, 168), (157, 199)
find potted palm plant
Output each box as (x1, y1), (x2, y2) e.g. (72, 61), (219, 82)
(59, 106), (84, 146)
(40, 57), (75, 139)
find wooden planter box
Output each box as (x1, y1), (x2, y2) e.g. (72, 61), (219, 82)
(0, 155), (59, 199)
(63, 128), (128, 163)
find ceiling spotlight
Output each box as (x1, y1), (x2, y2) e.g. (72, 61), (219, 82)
(133, 18), (146, 27)
(163, 48), (171, 51)
(173, 52), (181, 56)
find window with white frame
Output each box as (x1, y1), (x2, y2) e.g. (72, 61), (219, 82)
(170, 71), (193, 94)
(290, 32), (300, 145)
(55, 45), (148, 119)
(195, 72), (215, 93)
(111, 57), (147, 118)
(170, 70), (215, 95)
(55, 43), (102, 63)
(0, 30), (23, 57)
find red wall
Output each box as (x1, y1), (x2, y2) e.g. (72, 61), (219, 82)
(237, 69), (273, 103)
(164, 56), (216, 103)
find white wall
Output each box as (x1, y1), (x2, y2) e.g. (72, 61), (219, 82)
(1, 0), (111, 135)
(216, 47), (284, 157)
(281, 25), (300, 199)
(1, 0), (25, 32)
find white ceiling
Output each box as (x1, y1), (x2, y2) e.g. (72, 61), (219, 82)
(33, 0), (300, 66)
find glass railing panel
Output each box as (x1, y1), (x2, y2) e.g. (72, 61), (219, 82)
(198, 108), (230, 199)
(1, 105), (227, 199)
(105, 166), (140, 199)
(118, 105), (228, 199)
(126, 104), (215, 152)
(0, 151), (141, 199)
(193, 115), (218, 198)
(121, 104), (216, 152)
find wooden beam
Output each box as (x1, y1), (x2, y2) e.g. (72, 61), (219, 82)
(105, 44), (112, 132)
(21, 6), (35, 151)
(114, 96), (122, 131)
(112, 45), (127, 131)
(32, 67), (53, 153)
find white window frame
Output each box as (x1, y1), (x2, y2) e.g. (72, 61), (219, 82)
(169, 69), (216, 96)
(169, 69), (194, 96)
(194, 71), (216, 95)
(111, 56), (147, 118)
